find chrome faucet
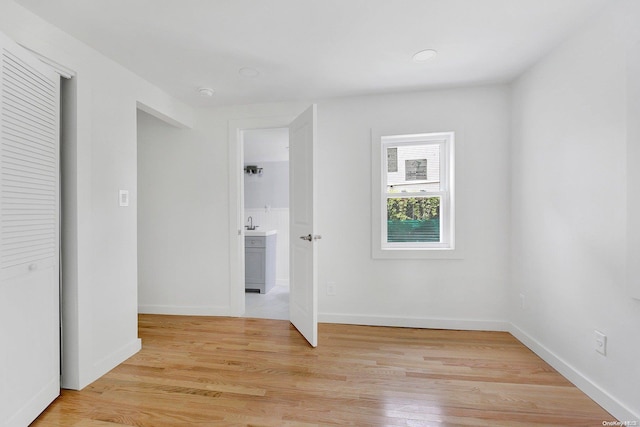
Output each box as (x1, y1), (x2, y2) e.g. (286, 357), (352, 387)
(245, 216), (259, 230)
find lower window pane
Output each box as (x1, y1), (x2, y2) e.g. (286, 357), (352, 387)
(387, 197), (440, 242)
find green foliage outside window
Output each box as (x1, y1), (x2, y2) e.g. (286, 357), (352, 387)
(387, 197), (440, 242)
(387, 197), (440, 221)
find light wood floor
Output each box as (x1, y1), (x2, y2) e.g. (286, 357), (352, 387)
(32, 315), (613, 426)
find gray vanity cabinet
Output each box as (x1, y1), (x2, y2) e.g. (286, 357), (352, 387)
(245, 234), (276, 294)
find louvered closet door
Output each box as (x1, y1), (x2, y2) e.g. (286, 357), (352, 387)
(0, 31), (60, 427)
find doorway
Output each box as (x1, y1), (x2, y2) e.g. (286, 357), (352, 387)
(228, 106), (318, 347)
(242, 128), (290, 320)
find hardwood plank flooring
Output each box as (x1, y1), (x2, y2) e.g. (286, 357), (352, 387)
(32, 315), (614, 426)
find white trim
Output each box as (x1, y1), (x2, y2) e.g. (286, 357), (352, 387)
(627, 42), (640, 301)
(138, 304), (232, 316)
(228, 115), (296, 317)
(509, 323), (639, 423)
(88, 338), (141, 388)
(137, 101), (193, 129)
(372, 129), (460, 259)
(5, 376), (58, 427)
(319, 312), (510, 332)
(19, 44), (76, 79)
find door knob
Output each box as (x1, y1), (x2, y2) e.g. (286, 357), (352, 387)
(299, 234), (322, 241)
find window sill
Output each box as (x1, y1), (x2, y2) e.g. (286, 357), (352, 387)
(372, 246), (464, 260)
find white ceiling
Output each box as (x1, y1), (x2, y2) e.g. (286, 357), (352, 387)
(16, 0), (609, 108)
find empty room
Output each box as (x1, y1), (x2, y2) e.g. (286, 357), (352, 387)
(0, 0), (639, 426)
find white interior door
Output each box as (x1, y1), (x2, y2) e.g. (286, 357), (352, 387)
(0, 31), (60, 427)
(289, 105), (318, 347)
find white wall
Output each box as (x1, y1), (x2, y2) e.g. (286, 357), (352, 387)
(0, 0), (193, 390)
(137, 111), (228, 314)
(317, 87), (510, 327)
(137, 87), (511, 328)
(244, 161), (289, 209)
(510, 0), (640, 420)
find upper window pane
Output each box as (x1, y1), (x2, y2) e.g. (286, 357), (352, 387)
(386, 144), (440, 192)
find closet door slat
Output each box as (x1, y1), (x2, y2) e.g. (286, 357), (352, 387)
(0, 49), (59, 273)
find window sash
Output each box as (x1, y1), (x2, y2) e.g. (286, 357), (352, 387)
(381, 136), (452, 249)
(383, 194), (450, 247)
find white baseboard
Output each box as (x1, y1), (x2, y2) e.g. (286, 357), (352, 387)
(318, 312), (510, 331)
(138, 304), (232, 316)
(509, 323), (639, 423)
(6, 376), (58, 427)
(85, 338), (141, 390)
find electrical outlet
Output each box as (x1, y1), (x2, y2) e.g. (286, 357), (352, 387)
(595, 330), (607, 356)
(326, 282), (336, 296)
(519, 293), (526, 310)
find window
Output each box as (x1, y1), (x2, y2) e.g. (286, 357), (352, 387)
(373, 131), (455, 257)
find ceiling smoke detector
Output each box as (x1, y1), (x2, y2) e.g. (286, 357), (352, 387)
(412, 49), (438, 63)
(197, 87), (215, 97)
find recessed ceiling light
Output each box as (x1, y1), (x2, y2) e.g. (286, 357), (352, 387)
(412, 49), (438, 63)
(239, 67), (260, 78)
(198, 87), (215, 97)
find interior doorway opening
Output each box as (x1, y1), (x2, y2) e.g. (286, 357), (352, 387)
(229, 106), (317, 346)
(241, 128), (290, 320)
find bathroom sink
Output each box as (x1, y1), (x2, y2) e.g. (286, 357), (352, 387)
(245, 229), (277, 237)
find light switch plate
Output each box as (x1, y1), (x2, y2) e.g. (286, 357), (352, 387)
(119, 190), (129, 207)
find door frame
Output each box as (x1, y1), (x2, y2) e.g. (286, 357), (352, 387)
(228, 115), (295, 316)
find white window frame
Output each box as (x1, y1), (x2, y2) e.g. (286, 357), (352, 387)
(372, 130), (458, 259)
